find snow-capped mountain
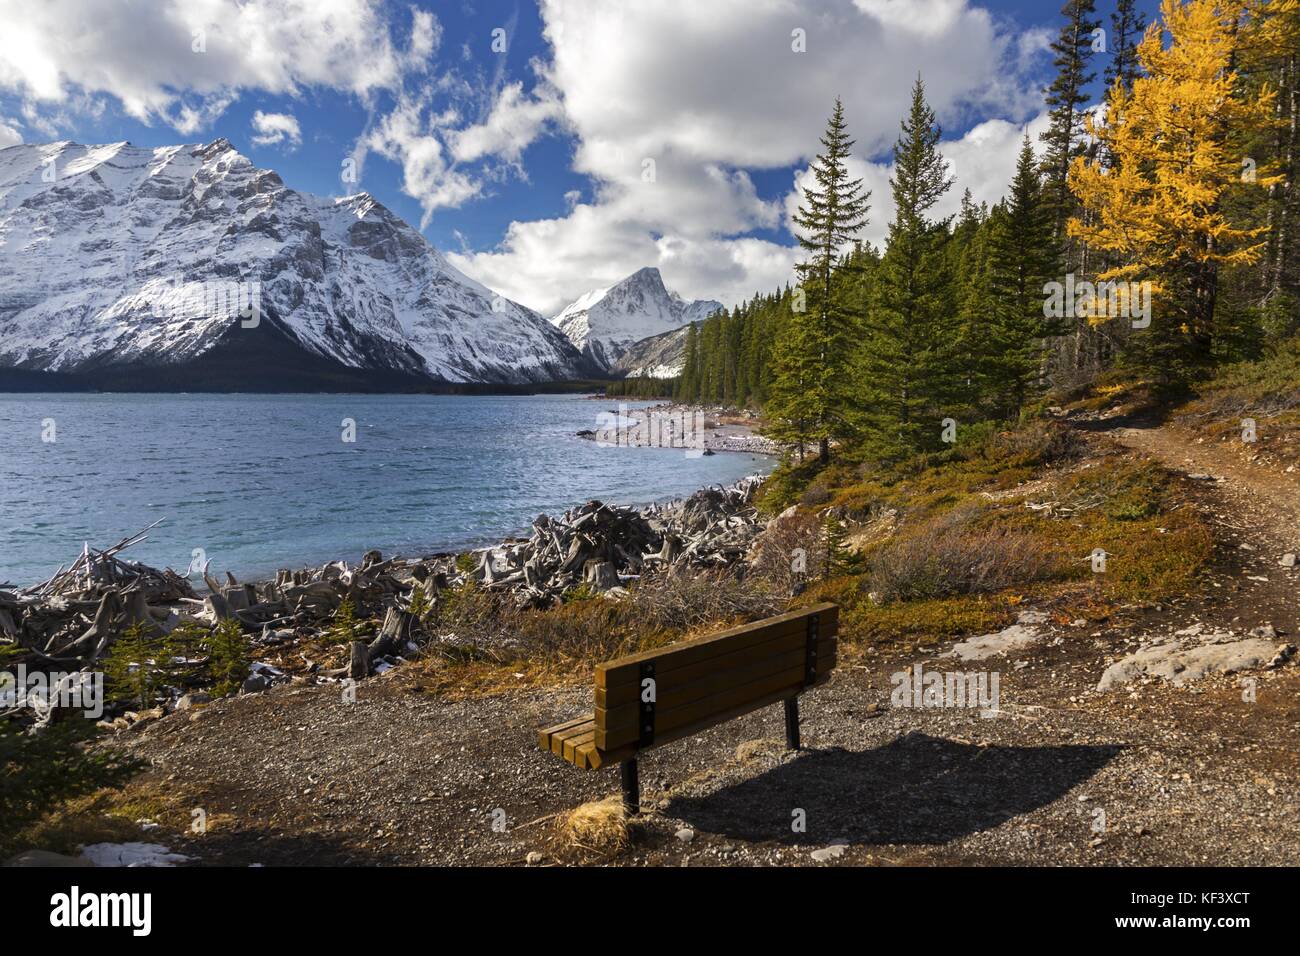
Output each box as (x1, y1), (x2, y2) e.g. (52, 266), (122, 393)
(552, 267), (721, 372)
(0, 139), (593, 388)
(611, 324), (693, 379)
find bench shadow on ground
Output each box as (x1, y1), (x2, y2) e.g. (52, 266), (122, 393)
(663, 732), (1122, 846)
(173, 828), (405, 867)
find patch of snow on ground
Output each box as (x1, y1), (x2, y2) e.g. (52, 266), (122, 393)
(79, 842), (190, 867)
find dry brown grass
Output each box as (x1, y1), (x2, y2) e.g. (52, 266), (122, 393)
(630, 568), (783, 632)
(746, 508), (825, 595)
(734, 738), (786, 763)
(865, 505), (1067, 602)
(557, 796), (635, 855)
(408, 568), (784, 699)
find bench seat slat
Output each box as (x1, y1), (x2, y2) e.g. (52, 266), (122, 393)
(538, 715), (595, 751)
(554, 723), (593, 757)
(563, 728), (596, 764)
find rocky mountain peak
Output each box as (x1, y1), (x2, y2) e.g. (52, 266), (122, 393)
(0, 140), (594, 388)
(551, 267), (723, 373)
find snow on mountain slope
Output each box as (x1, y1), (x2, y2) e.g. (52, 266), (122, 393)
(611, 324), (693, 379)
(0, 139), (590, 386)
(551, 267), (721, 371)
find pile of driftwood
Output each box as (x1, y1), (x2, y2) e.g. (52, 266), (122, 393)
(463, 475), (766, 606)
(2, 476), (771, 717)
(198, 548), (407, 630)
(5, 523), (196, 665)
(2, 532), (432, 708)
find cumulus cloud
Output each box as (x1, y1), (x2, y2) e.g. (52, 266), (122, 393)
(249, 110), (301, 149)
(448, 81), (563, 165)
(0, 116), (21, 147)
(0, 0), (433, 133)
(363, 97), (481, 226)
(451, 0), (1050, 316)
(449, 193), (799, 317)
(542, 0), (1042, 176)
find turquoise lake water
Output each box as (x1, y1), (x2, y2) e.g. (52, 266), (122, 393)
(0, 393), (772, 586)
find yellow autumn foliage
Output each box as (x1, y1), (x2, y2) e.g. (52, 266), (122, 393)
(1068, 0), (1283, 330)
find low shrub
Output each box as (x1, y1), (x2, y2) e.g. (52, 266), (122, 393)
(865, 505), (1067, 602)
(842, 595), (1015, 648)
(1060, 459), (1169, 521)
(0, 719), (143, 856)
(429, 567), (782, 677)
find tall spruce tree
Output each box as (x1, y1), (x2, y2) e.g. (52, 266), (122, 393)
(860, 76), (956, 458)
(987, 136), (1061, 414)
(769, 98), (870, 463)
(674, 322), (700, 402)
(1105, 0), (1147, 95)
(952, 190), (995, 415)
(1040, 0), (1101, 239)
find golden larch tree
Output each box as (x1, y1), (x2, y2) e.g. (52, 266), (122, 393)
(1068, 0), (1282, 377)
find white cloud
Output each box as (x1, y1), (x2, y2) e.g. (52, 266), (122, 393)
(448, 201), (800, 318)
(363, 97), (481, 226)
(937, 111), (1053, 215)
(407, 7), (442, 64)
(0, 0), (434, 132)
(249, 110), (301, 149)
(541, 0), (1042, 175)
(356, 48), (565, 223)
(448, 80), (563, 165)
(0, 117), (21, 147)
(451, 0), (1049, 316)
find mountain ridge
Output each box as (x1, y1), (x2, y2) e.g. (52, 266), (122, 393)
(0, 139), (599, 389)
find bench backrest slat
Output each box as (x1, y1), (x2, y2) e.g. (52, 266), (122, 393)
(593, 602), (837, 753)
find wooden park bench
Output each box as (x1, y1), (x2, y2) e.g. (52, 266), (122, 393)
(538, 602), (838, 813)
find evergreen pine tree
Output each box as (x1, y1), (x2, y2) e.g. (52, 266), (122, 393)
(1105, 0), (1147, 95)
(987, 136), (1062, 414)
(861, 76), (956, 458)
(1040, 0), (1101, 239)
(207, 617), (250, 697)
(952, 192), (995, 416)
(768, 98), (871, 464)
(104, 621), (158, 709)
(675, 322), (700, 402)
(822, 512), (848, 581)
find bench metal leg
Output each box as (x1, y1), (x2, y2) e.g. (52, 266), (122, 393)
(621, 758), (640, 815)
(784, 696), (801, 750)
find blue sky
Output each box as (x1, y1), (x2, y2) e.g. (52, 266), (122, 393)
(0, 0), (1161, 314)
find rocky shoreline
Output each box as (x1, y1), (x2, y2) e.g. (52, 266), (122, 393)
(1, 474), (773, 730)
(578, 402), (782, 456)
